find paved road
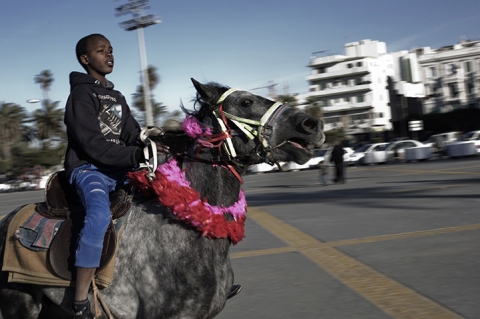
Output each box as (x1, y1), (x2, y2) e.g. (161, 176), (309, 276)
(1, 157), (479, 318)
(219, 157), (480, 319)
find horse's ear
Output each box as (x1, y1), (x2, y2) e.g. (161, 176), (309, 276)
(191, 78), (215, 104)
(191, 78), (206, 96)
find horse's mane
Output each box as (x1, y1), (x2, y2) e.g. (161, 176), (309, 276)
(155, 81), (231, 155)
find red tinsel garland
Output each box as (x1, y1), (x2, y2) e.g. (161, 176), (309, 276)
(127, 169), (246, 245)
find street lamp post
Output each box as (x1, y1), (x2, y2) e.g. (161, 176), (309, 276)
(115, 0), (160, 126)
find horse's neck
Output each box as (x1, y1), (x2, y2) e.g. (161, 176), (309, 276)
(183, 159), (242, 207)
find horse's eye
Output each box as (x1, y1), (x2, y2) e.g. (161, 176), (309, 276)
(240, 99), (253, 108)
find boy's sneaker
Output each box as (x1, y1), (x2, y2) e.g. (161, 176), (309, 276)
(72, 300), (94, 319)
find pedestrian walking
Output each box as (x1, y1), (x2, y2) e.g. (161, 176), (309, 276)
(331, 140), (345, 183)
(318, 160), (329, 185)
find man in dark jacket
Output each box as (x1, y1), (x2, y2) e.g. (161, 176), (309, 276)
(331, 140), (345, 183)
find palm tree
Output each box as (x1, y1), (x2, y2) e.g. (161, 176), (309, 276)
(305, 96), (323, 119)
(276, 94), (298, 107)
(34, 70), (54, 101)
(32, 100), (65, 147)
(146, 65), (160, 91)
(132, 65), (167, 126)
(0, 102), (28, 160)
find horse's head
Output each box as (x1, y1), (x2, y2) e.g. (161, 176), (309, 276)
(189, 78), (325, 165)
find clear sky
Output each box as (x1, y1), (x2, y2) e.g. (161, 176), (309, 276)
(2, 0), (480, 121)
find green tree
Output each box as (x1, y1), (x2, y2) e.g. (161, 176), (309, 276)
(34, 70), (54, 101)
(276, 94), (298, 107)
(32, 100), (65, 146)
(305, 96), (323, 118)
(132, 65), (167, 126)
(0, 102), (28, 161)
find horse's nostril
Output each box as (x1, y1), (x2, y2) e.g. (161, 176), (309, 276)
(303, 118), (318, 130)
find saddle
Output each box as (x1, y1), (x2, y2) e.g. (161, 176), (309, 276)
(32, 171), (131, 281)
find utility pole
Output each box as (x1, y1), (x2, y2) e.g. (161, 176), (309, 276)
(115, 0), (160, 126)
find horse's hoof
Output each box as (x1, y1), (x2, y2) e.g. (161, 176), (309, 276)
(227, 284), (242, 299)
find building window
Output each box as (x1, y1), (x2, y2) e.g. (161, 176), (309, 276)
(356, 61), (363, 67)
(375, 112), (384, 118)
(343, 79), (349, 86)
(467, 82), (474, 94)
(355, 78), (363, 85)
(347, 63), (353, 68)
(357, 95), (364, 103)
(448, 83), (458, 97)
(447, 63), (457, 75)
(320, 83), (326, 90)
(464, 61), (472, 73)
(344, 97), (350, 102)
(318, 67), (326, 74)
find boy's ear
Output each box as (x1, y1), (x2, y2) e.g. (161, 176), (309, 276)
(80, 55), (89, 65)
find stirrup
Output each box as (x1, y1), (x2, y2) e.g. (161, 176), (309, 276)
(227, 284), (242, 299)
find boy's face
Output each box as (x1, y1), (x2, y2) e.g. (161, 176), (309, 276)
(80, 36), (114, 79)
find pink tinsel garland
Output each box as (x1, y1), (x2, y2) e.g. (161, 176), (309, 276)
(127, 158), (246, 244)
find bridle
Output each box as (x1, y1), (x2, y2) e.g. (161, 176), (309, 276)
(139, 88), (293, 183)
(211, 88), (291, 164)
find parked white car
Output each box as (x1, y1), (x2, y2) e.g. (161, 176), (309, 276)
(281, 147), (354, 172)
(462, 130), (480, 153)
(423, 131), (460, 148)
(246, 162), (279, 174)
(0, 183), (11, 193)
(384, 140), (430, 162)
(347, 143), (388, 165)
(280, 149), (328, 172)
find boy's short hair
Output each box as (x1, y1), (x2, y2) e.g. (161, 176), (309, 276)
(75, 34), (107, 69)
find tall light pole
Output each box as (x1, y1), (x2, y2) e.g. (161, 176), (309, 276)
(115, 0), (160, 126)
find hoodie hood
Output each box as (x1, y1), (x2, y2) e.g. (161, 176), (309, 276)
(69, 71), (114, 91)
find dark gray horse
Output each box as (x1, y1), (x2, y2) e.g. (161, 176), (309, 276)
(0, 79), (324, 319)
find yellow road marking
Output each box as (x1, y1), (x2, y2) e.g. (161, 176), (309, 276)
(240, 207), (465, 319)
(326, 224), (480, 247)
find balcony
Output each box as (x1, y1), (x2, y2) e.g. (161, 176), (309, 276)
(309, 83), (371, 97)
(307, 66), (369, 81)
(322, 102), (372, 114)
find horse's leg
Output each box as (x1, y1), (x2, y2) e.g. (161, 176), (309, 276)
(0, 279), (43, 319)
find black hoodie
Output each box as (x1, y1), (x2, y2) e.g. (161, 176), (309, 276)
(64, 72), (143, 177)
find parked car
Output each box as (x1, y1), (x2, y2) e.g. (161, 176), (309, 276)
(0, 183), (11, 193)
(384, 140), (428, 162)
(347, 143), (388, 165)
(280, 147), (354, 172)
(461, 130), (480, 153)
(246, 162), (279, 174)
(423, 132), (460, 148)
(307, 149), (330, 168)
(281, 148), (330, 172)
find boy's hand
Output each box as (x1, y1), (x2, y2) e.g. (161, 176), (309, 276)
(141, 126), (170, 155)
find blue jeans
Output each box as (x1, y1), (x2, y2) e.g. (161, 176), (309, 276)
(69, 164), (129, 268)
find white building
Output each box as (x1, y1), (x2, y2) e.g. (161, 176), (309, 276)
(417, 40), (480, 114)
(300, 39), (394, 133)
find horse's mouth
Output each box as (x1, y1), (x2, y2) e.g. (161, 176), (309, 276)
(286, 138), (315, 156)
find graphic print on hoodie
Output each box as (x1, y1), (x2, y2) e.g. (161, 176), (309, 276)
(96, 93), (124, 145)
